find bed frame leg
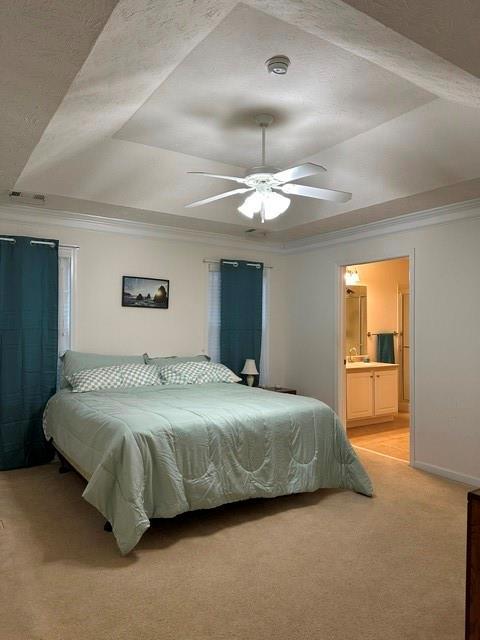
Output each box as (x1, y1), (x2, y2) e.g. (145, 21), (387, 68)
(104, 521), (112, 532)
(57, 452), (72, 474)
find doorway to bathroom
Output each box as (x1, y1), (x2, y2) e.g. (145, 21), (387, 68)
(340, 257), (411, 462)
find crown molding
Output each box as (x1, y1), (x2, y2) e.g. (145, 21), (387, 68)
(282, 197), (480, 253)
(1, 197), (480, 256)
(0, 202), (285, 254)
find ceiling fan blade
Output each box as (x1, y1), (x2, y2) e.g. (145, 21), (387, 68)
(187, 172), (246, 184)
(185, 188), (253, 208)
(279, 183), (352, 203)
(273, 163), (327, 184)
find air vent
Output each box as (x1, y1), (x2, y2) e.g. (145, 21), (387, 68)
(244, 228), (267, 238)
(9, 191), (46, 206)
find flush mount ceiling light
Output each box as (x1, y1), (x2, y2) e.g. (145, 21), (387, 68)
(265, 55), (291, 75)
(185, 115), (352, 223)
(345, 267), (360, 285)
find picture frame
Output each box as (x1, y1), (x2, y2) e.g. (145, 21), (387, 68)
(122, 275), (169, 309)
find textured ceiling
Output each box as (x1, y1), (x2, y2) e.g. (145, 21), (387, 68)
(343, 0), (480, 78)
(248, 0), (480, 106)
(0, 0), (118, 191)
(7, 0), (480, 241)
(116, 3), (432, 169)
(278, 177), (480, 245)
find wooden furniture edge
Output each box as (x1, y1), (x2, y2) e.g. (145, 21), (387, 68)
(466, 488), (480, 640)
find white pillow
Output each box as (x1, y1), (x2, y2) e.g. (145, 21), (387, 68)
(159, 361), (241, 385)
(67, 363), (161, 393)
(199, 362), (242, 383)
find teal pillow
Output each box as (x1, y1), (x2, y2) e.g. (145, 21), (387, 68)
(143, 353), (210, 367)
(60, 350), (144, 389)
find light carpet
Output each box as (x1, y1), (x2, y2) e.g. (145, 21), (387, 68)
(0, 450), (469, 640)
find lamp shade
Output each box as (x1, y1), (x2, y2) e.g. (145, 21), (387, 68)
(238, 191), (291, 221)
(241, 358), (259, 375)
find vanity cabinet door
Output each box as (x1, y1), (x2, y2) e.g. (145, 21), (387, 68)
(346, 372), (374, 420)
(374, 370), (398, 416)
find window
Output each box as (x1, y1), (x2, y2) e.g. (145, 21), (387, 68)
(58, 247), (76, 357)
(207, 262), (269, 384)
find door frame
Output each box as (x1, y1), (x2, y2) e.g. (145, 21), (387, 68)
(334, 250), (416, 466)
(397, 284), (410, 412)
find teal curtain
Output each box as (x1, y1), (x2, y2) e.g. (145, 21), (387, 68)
(0, 236), (58, 470)
(220, 259), (263, 381)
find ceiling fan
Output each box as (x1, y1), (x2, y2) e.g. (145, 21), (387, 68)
(185, 114), (352, 222)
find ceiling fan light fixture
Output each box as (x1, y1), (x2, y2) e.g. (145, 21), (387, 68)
(186, 114), (352, 215)
(238, 190), (290, 221)
(238, 192), (259, 218)
(262, 191), (290, 220)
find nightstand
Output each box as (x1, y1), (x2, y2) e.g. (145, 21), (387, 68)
(260, 386), (297, 395)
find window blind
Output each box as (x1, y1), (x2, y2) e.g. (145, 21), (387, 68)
(58, 247), (75, 356)
(207, 263), (221, 363)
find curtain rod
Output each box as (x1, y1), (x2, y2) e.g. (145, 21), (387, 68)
(0, 237), (79, 249)
(203, 259), (273, 269)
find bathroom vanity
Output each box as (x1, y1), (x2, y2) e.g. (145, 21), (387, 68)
(346, 362), (399, 426)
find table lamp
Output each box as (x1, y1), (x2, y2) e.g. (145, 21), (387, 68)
(241, 359), (259, 387)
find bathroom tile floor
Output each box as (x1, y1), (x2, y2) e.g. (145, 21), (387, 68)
(347, 412), (410, 462)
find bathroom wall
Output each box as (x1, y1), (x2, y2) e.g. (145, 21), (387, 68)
(352, 258), (409, 362)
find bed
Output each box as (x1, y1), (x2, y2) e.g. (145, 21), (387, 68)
(43, 381), (373, 554)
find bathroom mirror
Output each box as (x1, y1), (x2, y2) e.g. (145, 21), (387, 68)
(345, 285), (367, 357)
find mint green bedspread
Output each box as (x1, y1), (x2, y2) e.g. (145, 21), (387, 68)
(43, 383), (373, 554)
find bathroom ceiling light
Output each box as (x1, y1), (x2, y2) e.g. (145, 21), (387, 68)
(345, 267), (360, 285)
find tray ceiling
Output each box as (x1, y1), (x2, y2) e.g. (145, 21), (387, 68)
(5, 0), (480, 242)
(115, 3), (433, 169)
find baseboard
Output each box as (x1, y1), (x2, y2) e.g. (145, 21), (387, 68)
(413, 460), (480, 488)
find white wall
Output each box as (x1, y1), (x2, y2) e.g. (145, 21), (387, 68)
(3, 205), (480, 485)
(285, 213), (480, 485)
(0, 216), (288, 386)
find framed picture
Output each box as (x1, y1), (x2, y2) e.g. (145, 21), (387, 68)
(122, 275), (169, 309)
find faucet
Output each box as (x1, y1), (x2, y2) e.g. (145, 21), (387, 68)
(348, 347), (357, 363)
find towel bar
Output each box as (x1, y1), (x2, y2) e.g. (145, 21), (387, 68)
(367, 331), (399, 337)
